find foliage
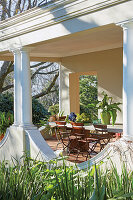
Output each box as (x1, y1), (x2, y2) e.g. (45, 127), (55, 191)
(88, 92), (121, 125)
(0, 155), (133, 200)
(0, 93), (13, 114)
(48, 104), (59, 115)
(0, 112), (13, 135)
(0, 93), (49, 125)
(65, 115), (70, 123)
(58, 110), (64, 117)
(76, 113), (89, 123)
(68, 112), (89, 123)
(79, 75), (98, 122)
(32, 98), (49, 124)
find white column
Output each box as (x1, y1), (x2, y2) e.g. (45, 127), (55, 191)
(59, 65), (71, 115)
(13, 50), (21, 126)
(19, 47), (35, 129)
(122, 22), (133, 141)
(59, 64), (62, 112)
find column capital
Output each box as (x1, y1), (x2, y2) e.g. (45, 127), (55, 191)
(117, 19), (133, 30)
(19, 47), (32, 53)
(9, 48), (20, 55)
(9, 46), (33, 54)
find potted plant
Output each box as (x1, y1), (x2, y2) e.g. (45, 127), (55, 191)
(57, 111), (66, 121)
(55, 121), (66, 125)
(88, 92), (121, 125)
(68, 112), (77, 125)
(48, 104), (59, 122)
(73, 113), (84, 126)
(55, 110), (67, 125)
(65, 115), (70, 124)
(69, 113), (89, 126)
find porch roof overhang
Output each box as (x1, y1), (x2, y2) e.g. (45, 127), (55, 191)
(0, 0), (133, 61)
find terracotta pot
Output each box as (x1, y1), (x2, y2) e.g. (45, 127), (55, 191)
(0, 134), (4, 142)
(72, 122), (84, 126)
(70, 121), (74, 125)
(48, 115), (57, 122)
(55, 121), (66, 125)
(59, 116), (66, 121)
(100, 112), (111, 125)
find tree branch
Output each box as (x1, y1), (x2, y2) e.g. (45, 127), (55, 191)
(31, 63), (53, 79)
(33, 0), (37, 7)
(33, 72), (59, 99)
(36, 69), (58, 75)
(2, 84), (14, 92)
(30, 62), (45, 69)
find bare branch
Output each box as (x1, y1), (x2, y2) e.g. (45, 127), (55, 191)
(0, 0), (7, 20)
(33, 72), (59, 99)
(21, 0), (26, 12)
(37, 69), (58, 75)
(2, 84), (13, 92)
(27, 0), (32, 9)
(33, 0), (37, 7)
(31, 63), (53, 79)
(8, 0), (12, 17)
(30, 62), (45, 69)
(13, 0), (22, 15)
(7, 61), (14, 74)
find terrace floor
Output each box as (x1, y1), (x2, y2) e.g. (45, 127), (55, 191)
(46, 138), (111, 163)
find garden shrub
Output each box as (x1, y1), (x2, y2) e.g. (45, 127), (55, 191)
(0, 93), (13, 114)
(0, 93), (49, 125)
(32, 98), (50, 124)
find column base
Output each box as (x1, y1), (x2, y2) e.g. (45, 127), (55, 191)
(19, 123), (37, 130)
(12, 122), (20, 127)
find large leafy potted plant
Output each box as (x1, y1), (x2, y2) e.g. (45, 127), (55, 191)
(88, 92), (121, 125)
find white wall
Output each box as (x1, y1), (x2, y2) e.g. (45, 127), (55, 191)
(61, 48), (123, 123)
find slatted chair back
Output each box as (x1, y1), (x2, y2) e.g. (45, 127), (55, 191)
(93, 124), (108, 134)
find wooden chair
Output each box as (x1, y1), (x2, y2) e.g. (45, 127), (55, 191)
(93, 124), (108, 134)
(55, 125), (71, 151)
(56, 125), (81, 155)
(90, 131), (114, 151)
(78, 137), (100, 160)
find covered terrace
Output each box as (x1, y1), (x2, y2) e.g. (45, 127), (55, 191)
(0, 0), (133, 168)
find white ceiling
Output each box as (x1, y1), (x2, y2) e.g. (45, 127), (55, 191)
(0, 24), (123, 61)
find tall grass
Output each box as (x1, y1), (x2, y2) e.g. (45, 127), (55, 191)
(0, 155), (132, 200)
